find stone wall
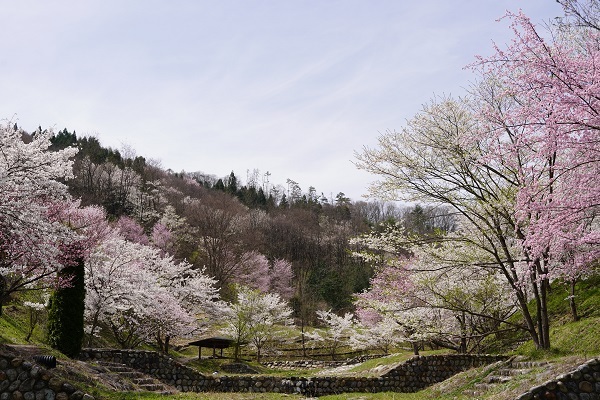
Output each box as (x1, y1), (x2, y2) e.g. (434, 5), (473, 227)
(4, 348), (599, 397)
(78, 348), (506, 395)
(264, 354), (385, 370)
(0, 354), (95, 400)
(515, 358), (600, 400)
(381, 354), (509, 392)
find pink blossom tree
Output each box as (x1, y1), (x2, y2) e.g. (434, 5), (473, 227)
(151, 221), (175, 256)
(115, 216), (149, 245)
(230, 251), (271, 292)
(229, 252), (295, 299)
(269, 258), (294, 300)
(356, 3), (600, 349)
(468, 8), (600, 337)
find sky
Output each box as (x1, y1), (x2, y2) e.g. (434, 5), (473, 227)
(0, 1), (564, 201)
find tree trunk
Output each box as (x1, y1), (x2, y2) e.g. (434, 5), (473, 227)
(25, 308), (39, 342)
(165, 335), (170, 354)
(234, 340), (241, 361)
(540, 277), (551, 349)
(0, 276), (5, 316)
(412, 341), (420, 356)
(569, 279), (580, 322)
(301, 323), (307, 357)
(458, 311), (467, 354)
(515, 287), (542, 349)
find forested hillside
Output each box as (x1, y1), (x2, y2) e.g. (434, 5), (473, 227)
(3, 124), (455, 357)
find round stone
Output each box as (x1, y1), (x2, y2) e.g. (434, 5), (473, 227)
(579, 380), (593, 393)
(48, 377), (63, 392)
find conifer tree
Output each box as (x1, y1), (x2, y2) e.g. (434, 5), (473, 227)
(47, 250), (86, 358)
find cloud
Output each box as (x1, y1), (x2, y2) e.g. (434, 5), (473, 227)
(0, 0), (564, 200)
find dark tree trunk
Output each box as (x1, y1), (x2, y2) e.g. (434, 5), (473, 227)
(569, 279), (580, 322)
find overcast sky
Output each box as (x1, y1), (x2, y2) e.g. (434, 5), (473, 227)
(1, 1), (563, 201)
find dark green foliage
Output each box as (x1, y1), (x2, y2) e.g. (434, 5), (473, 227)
(214, 178), (225, 191)
(77, 136), (124, 166)
(226, 171), (238, 195)
(47, 256), (86, 358)
(279, 194), (289, 208)
(50, 128), (77, 150)
(236, 186), (268, 209)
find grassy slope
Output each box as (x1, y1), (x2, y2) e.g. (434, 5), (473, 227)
(1, 276), (599, 400)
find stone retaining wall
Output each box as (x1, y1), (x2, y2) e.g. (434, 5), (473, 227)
(264, 360), (348, 370)
(79, 349), (506, 395)
(381, 354), (509, 392)
(3, 348), (599, 397)
(516, 357), (600, 400)
(264, 354), (385, 370)
(0, 354), (95, 400)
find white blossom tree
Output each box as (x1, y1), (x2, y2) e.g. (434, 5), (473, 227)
(84, 233), (222, 351)
(0, 124), (79, 315)
(307, 310), (357, 360)
(349, 316), (404, 355)
(222, 286), (293, 362)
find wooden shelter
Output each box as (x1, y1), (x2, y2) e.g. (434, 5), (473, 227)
(189, 336), (234, 359)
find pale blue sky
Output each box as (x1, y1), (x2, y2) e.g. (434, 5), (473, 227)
(1, 1), (563, 200)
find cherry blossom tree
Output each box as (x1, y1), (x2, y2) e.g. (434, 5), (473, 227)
(468, 8), (600, 343)
(356, 4), (600, 350)
(306, 310), (356, 360)
(229, 251), (295, 299)
(116, 216), (149, 245)
(0, 123), (78, 315)
(151, 221), (175, 256)
(269, 258), (294, 300)
(230, 251), (271, 292)
(221, 286), (293, 362)
(84, 233), (222, 351)
(354, 97), (553, 348)
(350, 316), (404, 355)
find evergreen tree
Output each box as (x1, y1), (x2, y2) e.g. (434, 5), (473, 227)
(214, 178), (226, 191)
(47, 252), (86, 358)
(279, 194), (289, 208)
(226, 171), (238, 195)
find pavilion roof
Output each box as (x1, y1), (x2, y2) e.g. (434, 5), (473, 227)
(188, 336), (234, 349)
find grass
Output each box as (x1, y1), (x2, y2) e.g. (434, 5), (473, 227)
(0, 304), (48, 345)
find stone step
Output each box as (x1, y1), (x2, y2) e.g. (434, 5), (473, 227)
(485, 375), (512, 384)
(474, 382), (494, 390)
(496, 368), (532, 376)
(463, 358), (553, 398)
(132, 377), (155, 385)
(511, 361), (550, 369)
(139, 384), (171, 392)
(118, 371), (147, 378)
(93, 360), (176, 393)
